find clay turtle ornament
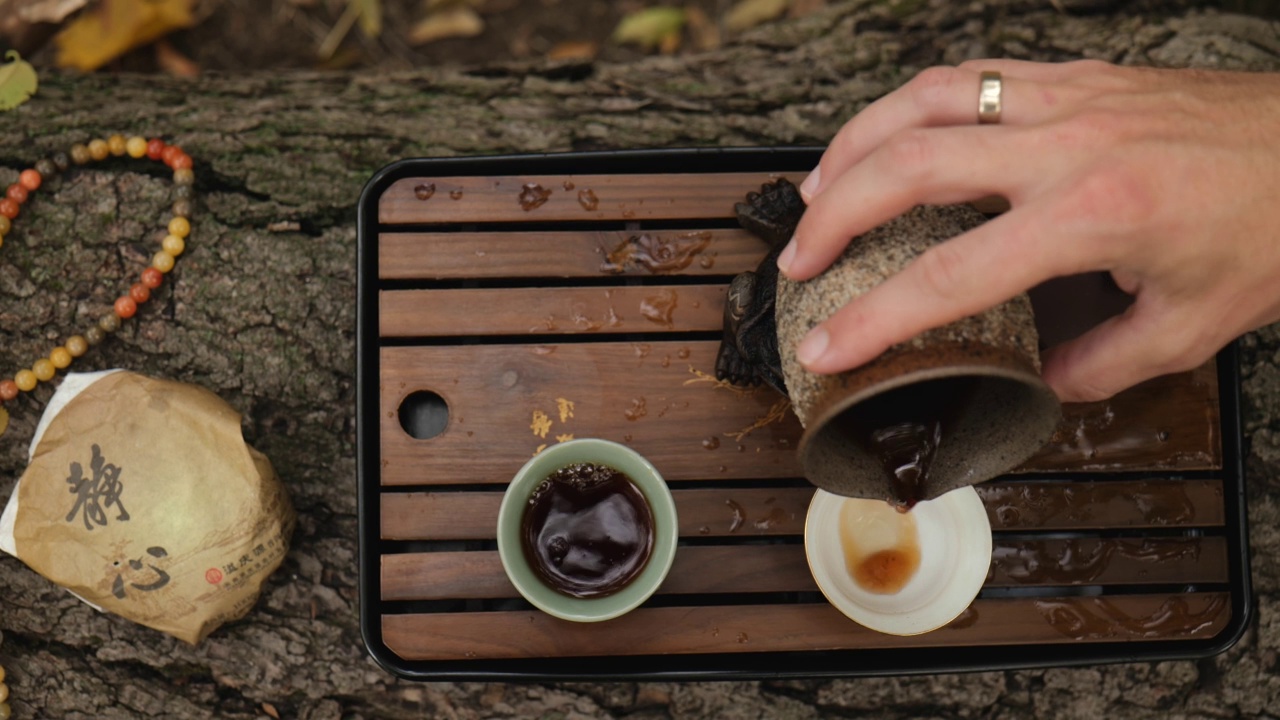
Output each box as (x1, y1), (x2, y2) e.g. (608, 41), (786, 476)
(714, 178), (806, 396)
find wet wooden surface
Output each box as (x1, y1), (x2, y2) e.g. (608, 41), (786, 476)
(368, 169), (1235, 667)
(382, 593), (1232, 661)
(378, 343), (1221, 486)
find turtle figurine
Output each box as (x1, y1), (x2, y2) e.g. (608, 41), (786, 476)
(714, 178), (807, 396)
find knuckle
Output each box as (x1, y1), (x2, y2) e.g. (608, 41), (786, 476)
(1062, 163), (1157, 233)
(882, 130), (936, 180)
(912, 241), (969, 301)
(907, 66), (963, 111)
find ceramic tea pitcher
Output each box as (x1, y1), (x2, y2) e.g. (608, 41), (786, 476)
(776, 204), (1062, 503)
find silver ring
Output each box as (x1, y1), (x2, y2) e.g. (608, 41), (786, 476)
(978, 70), (1002, 124)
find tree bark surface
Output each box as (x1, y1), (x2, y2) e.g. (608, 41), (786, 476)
(2, 1), (1280, 717)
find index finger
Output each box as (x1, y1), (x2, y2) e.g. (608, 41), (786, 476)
(794, 206), (1097, 375)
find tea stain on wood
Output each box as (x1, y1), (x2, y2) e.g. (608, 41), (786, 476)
(378, 229), (764, 280)
(378, 173), (805, 224)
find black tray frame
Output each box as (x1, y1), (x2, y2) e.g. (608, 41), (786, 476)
(356, 148), (1252, 681)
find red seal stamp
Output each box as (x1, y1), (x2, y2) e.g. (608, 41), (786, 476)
(205, 568), (223, 584)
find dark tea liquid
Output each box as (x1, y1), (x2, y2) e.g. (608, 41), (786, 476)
(845, 377), (981, 508)
(521, 463), (654, 599)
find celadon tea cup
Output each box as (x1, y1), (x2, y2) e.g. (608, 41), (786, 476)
(496, 438), (678, 622)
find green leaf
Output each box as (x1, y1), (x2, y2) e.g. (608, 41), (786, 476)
(612, 7), (687, 50)
(0, 51), (39, 111)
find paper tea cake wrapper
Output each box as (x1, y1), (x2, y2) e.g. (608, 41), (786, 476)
(0, 370), (295, 644)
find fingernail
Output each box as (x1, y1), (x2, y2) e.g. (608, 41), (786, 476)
(796, 327), (829, 367)
(799, 165), (821, 201)
(777, 238), (797, 274)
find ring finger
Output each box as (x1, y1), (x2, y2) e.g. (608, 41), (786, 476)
(803, 66), (1096, 201)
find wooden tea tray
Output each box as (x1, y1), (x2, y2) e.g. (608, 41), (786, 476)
(356, 149), (1250, 680)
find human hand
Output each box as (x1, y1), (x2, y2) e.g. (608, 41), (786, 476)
(778, 59), (1280, 402)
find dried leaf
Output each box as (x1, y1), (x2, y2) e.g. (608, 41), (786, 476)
(684, 7), (720, 51)
(611, 6), (685, 51)
(13, 0), (91, 23)
(0, 50), (38, 110)
(787, 0), (827, 17)
(54, 0), (196, 72)
(546, 40), (598, 61)
(261, 702), (280, 720)
(408, 5), (483, 45)
(154, 38), (199, 77)
(724, 0), (789, 32)
(354, 0), (380, 37)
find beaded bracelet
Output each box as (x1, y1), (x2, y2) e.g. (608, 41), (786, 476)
(0, 135), (194, 439)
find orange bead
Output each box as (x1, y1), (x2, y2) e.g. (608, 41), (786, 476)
(170, 153), (193, 170)
(141, 267), (164, 289)
(114, 296), (138, 319)
(6, 184), (26, 204)
(146, 138), (166, 160)
(18, 169), (41, 191)
(129, 283), (150, 304)
(14, 370), (36, 392)
(107, 134), (128, 156)
(0, 216), (9, 235)
(161, 145), (182, 166)
(0, 199), (17, 220)
(0, 380), (17, 401)
(50, 347), (72, 369)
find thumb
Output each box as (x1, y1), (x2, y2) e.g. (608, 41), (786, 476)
(1039, 304), (1209, 403)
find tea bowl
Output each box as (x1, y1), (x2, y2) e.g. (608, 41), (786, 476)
(804, 486), (991, 635)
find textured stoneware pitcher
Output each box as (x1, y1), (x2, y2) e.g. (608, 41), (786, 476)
(776, 204), (1062, 502)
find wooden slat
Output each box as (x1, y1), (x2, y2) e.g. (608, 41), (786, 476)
(380, 537), (1229, 601)
(378, 229), (766, 280)
(382, 593), (1231, 661)
(379, 341), (803, 485)
(380, 480), (1226, 541)
(378, 173), (803, 224)
(379, 341), (1220, 485)
(380, 285), (728, 337)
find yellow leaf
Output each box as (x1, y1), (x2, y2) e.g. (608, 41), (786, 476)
(355, 0), (381, 38)
(724, 0), (789, 32)
(612, 6), (686, 50)
(54, 0), (196, 72)
(408, 5), (483, 45)
(0, 50), (38, 110)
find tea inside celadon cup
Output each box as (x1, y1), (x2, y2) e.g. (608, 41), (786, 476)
(496, 438), (678, 622)
(804, 487), (991, 635)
